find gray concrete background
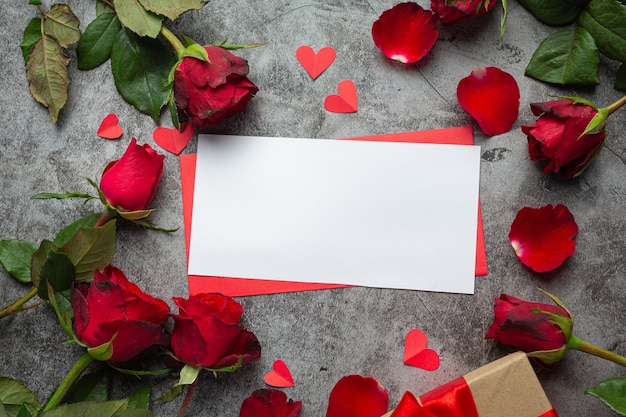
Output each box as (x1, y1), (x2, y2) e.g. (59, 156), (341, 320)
(1, 1), (625, 416)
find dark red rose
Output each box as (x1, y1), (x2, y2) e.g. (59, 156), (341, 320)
(326, 375), (389, 417)
(99, 138), (165, 212)
(71, 266), (170, 363)
(174, 46), (258, 129)
(431, 0), (498, 25)
(170, 293), (261, 368)
(486, 293), (573, 368)
(521, 99), (606, 178)
(239, 389), (302, 417)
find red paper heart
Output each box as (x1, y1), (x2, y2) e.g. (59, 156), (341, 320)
(152, 123), (194, 155)
(324, 80), (358, 113)
(264, 360), (295, 387)
(97, 113), (123, 139)
(296, 45), (336, 80)
(404, 329), (440, 371)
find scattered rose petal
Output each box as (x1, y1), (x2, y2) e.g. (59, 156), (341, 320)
(97, 113), (123, 139)
(509, 204), (578, 272)
(239, 389), (302, 417)
(404, 329), (440, 371)
(264, 359), (295, 387)
(296, 46), (336, 79)
(372, 2), (438, 64)
(326, 375), (389, 417)
(324, 80), (358, 113)
(457, 66), (520, 136)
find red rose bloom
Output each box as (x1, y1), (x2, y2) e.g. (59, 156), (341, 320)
(521, 99), (606, 178)
(239, 389), (302, 417)
(99, 138), (165, 212)
(486, 293), (573, 368)
(71, 266), (170, 363)
(174, 46), (259, 129)
(432, 0), (498, 25)
(170, 293), (261, 368)
(326, 375), (389, 417)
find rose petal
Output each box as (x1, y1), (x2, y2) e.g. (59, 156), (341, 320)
(509, 204), (578, 272)
(372, 2), (438, 64)
(326, 375), (389, 417)
(457, 66), (520, 136)
(432, 0), (498, 25)
(239, 389), (302, 417)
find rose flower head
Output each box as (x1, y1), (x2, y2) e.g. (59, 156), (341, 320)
(71, 265), (170, 363)
(174, 45), (258, 130)
(239, 389), (302, 417)
(170, 293), (261, 369)
(432, 0), (498, 25)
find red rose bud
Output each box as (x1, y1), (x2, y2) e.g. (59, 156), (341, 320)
(174, 46), (258, 129)
(431, 0), (498, 25)
(521, 99), (606, 178)
(71, 266), (170, 363)
(170, 293), (261, 369)
(99, 138), (165, 212)
(239, 389), (302, 417)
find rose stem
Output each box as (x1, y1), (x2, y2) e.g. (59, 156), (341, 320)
(176, 378), (199, 417)
(0, 287), (43, 319)
(605, 94), (626, 116)
(43, 352), (95, 411)
(568, 335), (626, 366)
(94, 208), (116, 227)
(160, 26), (185, 57)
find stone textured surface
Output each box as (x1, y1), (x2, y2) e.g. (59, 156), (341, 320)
(1, 1), (625, 416)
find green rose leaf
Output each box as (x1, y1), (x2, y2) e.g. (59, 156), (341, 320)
(25, 35), (71, 123)
(586, 377), (626, 415)
(16, 404), (36, 417)
(126, 385), (150, 410)
(53, 213), (101, 247)
(517, 0), (587, 25)
(30, 239), (57, 288)
(38, 399), (128, 417)
(578, 0), (626, 62)
(0, 240), (37, 284)
(525, 27), (600, 85)
(21, 18), (42, 64)
(138, 0), (208, 20)
(77, 13), (122, 70)
(97, 0), (116, 15)
(113, 0), (163, 38)
(616, 63), (626, 90)
(44, 4), (80, 48)
(0, 377), (40, 417)
(58, 220), (116, 282)
(111, 29), (175, 121)
(116, 409), (153, 417)
(37, 252), (75, 300)
(64, 370), (111, 404)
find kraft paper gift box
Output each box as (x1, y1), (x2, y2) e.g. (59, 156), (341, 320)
(384, 351), (558, 417)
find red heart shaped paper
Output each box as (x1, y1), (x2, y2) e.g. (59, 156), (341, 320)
(97, 113), (123, 139)
(324, 80), (358, 113)
(264, 360), (295, 387)
(152, 123), (194, 155)
(296, 45), (336, 80)
(404, 329), (440, 371)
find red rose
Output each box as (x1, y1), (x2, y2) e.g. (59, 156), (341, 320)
(170, 293), (261, 368)
(239, 389), (302, 417)
(431, 0), (497, 25)
(71, 265), (170, 363)
(99, 138), (165, 212)
(485, 293), (573, 368)
(521, 99), (606, 178)
(174, 46), (259, 129)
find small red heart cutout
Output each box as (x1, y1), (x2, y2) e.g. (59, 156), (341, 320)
(404, 329), (440, 371)
(264, 360), (294, 387)
(152, 123), (194, 155)
(296, 45), (336, 80)
(324, 80), (358, 113)
(97, 113), (123, 139)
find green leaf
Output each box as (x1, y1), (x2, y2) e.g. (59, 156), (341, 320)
(21, 18), (42, 64)
(88, 338), (115, 362)
(64, 370), (111, 404)
(578, 0), (626, 62)
(37, 252), (75, 300)
(30, 239), (57, 288)
(32, 191), (98, 201)
(44, 4), (80, 48)
(16, 404), (36, 417)
(517, 0), (587, 25)
(525, 27), (600, 85)
(0, 377), (41, 417)
(49, 289), (75, 338)
(116, 409), (153, 417)
(0, 240), (37, 284)
(174, 364), (201, 387)
(111, 29), (175, 121)
(58, 220), (116, 282)
(77, 13), (122, 70)
(53, 213), (101, 247)
(97, 0), (116, 15)
(156, 384), (182, 403)
(616, 62), (626, 90)
(25, 35), (70, 123)
(586, 377), (626, 415)
(117, 208), (155, 221)
(38, 399), (128, 417)
(126, 386), (150, 410)
(113, 0), (163, 38)
(138, 0), (208, 20)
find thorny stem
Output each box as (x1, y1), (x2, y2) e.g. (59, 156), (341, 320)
(569, 335), (626, 367)
(176, 377), (199, 417)
(43, 352), (95, 411)
(0, 287), (42, 319)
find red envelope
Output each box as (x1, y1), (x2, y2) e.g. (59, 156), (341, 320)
(181, 126), (487, 297)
